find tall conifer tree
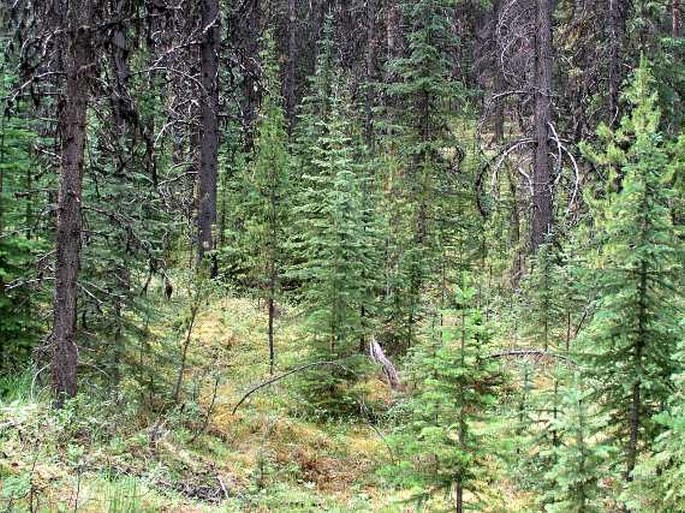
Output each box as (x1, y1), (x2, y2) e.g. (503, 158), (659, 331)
(580, 61), (683, 486)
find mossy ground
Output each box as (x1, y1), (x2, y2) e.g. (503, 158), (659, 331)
(1, 288), (538, 512)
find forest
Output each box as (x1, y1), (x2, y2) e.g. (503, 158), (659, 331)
(0, 0), (684, 511)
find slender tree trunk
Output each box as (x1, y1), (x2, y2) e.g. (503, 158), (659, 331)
(267, 184), (276, 375)
(492, 0), (504, 142)
(508, 169), (522, 287)
(174, 300), (199, 404)
(608, 0), (626, 127)
(674, 0), (682, 38)
(197, 0), (220, 270)
(284, 0), (297, 130)
(365, 0), (377, 147)
(455, 481), (463, 513)
(531, 0), (554, 252)
(0, 118), (5, 368)
(386, 0), (402, 61)
(51, 6), (93, 407)
(626, 380), (641, 481)
(109, 1), (133, 136)
(268, 292), (275, 375)
(626, 258), (648, 482)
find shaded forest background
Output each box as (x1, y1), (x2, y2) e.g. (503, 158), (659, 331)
(0, 0), (684, 511)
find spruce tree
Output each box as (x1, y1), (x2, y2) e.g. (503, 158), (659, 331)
(381, 0), (462, 352)
(626, 333), (685, 511)
(0, 96), (46, 375)
(541, 374), (614, 513)
(579, 60), (683, 485)
(388, 276), (500, 511)
(290, 22), (382, 416)
(242, 31), (290, 375)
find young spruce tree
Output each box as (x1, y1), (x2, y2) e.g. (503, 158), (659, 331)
(381, 0), (461, 353)
(541, 373), (614, 512)
(243, 31), (290, 375)
(389, 276), (500, 512)
(580, 60), (683, 487)
(291, 18), (381, 417)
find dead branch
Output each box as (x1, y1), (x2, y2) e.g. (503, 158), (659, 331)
(488, 348), (576, 365)
(231, 358), (357, 415)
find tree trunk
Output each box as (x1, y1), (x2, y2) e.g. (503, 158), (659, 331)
(364, 0), (377, 147)
(284, 0), (297, 130)
(0, 117), (5, 368)
(508, 168), (522, 288)
(386, 0), (402, 62)
(109, 0), (133, 136)
(455, 481), (463, 513)
(268, 293), (275, 375)
(51, 6), (93, 407)
(608, 0), (626, 127)
(531, 0), (554, 252)
(674, 0), (682, 38)
(197, 0), (220, 269)
(626, 379), (641, 482)
(492, 0), (504, 142)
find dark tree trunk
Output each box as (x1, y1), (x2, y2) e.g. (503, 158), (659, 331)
(626, 380), (641, 482)
(674, 0), (682, 38)
(268, 293), (275, 375)
(0, 120), (5, 369)
(455, 481), (463, 513)
(109, 0), (133, 136)
(508, 168), (522, 287)
(492, 0), (504, 142)
(51, 4), (93, 407)
(197, 0), (220, 269)
(608, 0), (626, 127)
(531, 0), (554, 252)
(386, 0), (402, 63)
(284, 0), (297, 130)
(626, 258), (648, 483)
(364, 0), (377, 147)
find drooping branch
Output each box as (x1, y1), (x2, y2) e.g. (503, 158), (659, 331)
(231, 358), (356, 414)
(488, 348), (576, 365)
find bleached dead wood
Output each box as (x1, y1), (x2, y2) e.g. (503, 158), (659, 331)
(369, 337), (401, 390)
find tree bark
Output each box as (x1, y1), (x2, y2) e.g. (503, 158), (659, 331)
(197, 0), (220, 269)
(492, 0), (504, 142)
(284, 0), (297, 130)
(109, 0), (133, 136)
(531, 0), (554, 252)
(674, 0), (682, 38)
(386, 0), (402, 63)
(51, 4), (93, 407)
(608, 0), (626, 127)
(364, 0), (377, 147)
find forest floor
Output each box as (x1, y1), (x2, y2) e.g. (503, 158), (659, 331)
(0, 288), (537, 512)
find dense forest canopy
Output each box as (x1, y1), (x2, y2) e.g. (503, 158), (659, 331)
(0, 0), (684, 511)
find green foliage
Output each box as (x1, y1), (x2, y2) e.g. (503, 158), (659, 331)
(579, 60), (684, 477)
(387, 277), (500, 509)
(0, 102), (47, 374)
(540, 374), (614, 512)
(519, 242), (584, 352)
(626, 335), (685, 510)
(229, 30), (290, 292)
(378, 0), (471, 352)
(288, 22), (382, 418)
